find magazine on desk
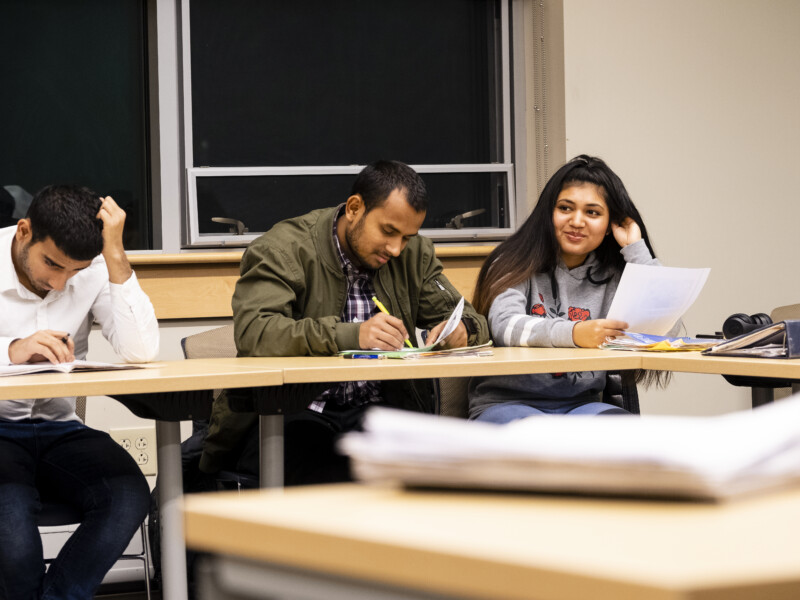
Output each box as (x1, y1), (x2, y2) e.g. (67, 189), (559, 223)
(339, 397), (800, 501)
(0, 360), (145, 377)
(602, 332), (720, 352)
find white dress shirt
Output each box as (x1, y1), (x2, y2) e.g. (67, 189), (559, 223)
(0, 225), (160, 421)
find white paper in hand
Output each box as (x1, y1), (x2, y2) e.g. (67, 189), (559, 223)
(606, 264), (710, 335)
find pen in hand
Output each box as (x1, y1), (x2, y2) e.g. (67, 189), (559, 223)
(371, 296), (414, 348)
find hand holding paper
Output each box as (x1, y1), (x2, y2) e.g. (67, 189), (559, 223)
(606, 264), (710, 336)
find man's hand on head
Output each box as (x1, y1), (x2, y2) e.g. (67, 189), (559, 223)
(427, 320), (467, 349)
(8, 330), (75, 364)
(359, 312), (410, 350)
(96, 196), (133, 284)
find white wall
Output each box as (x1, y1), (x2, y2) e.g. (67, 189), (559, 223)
(563, 0), (800, 415)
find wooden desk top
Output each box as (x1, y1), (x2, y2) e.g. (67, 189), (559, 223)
(642, 352), (800, 379)
(0, 358), (282, 401)
(3, 349), (797, 402)
(184, 483), (800, 600)
(220, 348), (800, 383)
(253, 347), (642, 383)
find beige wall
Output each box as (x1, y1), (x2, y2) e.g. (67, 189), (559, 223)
(562, 0), (800, 414)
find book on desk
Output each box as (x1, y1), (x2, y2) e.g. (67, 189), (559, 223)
(0, 359), (144, 377)
(702, 320), (800, 359)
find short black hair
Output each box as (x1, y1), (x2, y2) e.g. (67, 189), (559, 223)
(27, 185), (104, 261)
(350, 160), (428, 213)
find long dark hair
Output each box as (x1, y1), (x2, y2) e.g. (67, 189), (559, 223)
(473, 155), (655, 315)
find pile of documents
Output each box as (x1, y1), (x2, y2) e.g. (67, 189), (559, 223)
(602, 332), (720, 352)
(339, 296), (493, 359)
(702, 320), (798, 358)
(339, 397), (800, 501)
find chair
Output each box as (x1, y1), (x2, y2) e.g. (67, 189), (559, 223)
(436, 371), (640, 419)
(180, 325), (253, 490)
(39, 397), (152, 599)
(180, 325), (336, 489)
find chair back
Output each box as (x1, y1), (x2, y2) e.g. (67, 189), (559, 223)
(771, 304), (800, 322)
(181, 324), (237, 360)
(182, 324), (237, 402)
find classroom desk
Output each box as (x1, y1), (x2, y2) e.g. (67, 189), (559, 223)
(0, 358), (283, 600)
(640, 351), (800, 380)
(239, 348), (800, 490)
(245, 347), (640, 383)
(242, 347), (800, 384)
(184, 483), (800, 600)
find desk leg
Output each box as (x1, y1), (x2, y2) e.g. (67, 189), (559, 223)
(751, 387), (774, 409)
(156, 420), (189, 600)
(259, 414), (284, 488)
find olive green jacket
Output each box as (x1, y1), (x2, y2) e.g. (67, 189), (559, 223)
(199, 205), (489, 474)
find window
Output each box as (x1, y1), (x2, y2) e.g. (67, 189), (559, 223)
(0, 0), (152, 250)
(181, 0), (516, 247)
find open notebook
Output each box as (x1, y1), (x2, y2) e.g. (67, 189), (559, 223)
(0, 360), (144, 377)
(340, 396), (800, 501)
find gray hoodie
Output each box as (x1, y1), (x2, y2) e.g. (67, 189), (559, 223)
(468, 240), (663, 418)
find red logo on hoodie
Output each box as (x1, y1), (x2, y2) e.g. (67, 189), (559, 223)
(568, 307), (590, 321)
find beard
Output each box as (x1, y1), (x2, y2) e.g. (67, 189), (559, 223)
(344, 216), (371, 269)
(16, 242), (48, 295)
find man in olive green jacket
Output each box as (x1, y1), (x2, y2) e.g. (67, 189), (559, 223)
(200, 160), (489, 484)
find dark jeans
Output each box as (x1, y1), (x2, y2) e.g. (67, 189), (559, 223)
(0, 419), (150, 600)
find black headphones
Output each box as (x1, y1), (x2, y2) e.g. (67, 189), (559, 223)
(722, 313), (772, 339)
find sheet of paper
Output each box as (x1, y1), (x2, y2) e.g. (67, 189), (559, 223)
(425, 296), (465, 347)
(606, 264), (710, 335)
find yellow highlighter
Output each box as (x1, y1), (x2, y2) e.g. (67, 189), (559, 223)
(371, 296), (414, 348)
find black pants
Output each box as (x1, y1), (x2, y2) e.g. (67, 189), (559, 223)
(235, 404), (366, 486)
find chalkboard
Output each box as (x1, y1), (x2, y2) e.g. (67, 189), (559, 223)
(0, 0), (151, 249)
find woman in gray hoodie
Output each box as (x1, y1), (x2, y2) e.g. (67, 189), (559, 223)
(469, 155), (668, 423)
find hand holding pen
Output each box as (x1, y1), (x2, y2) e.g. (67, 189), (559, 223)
(356, 297), (412, 351)
(7, 330), (75, 364)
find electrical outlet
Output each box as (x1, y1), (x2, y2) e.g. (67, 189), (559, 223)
(109, 427), (158, 476)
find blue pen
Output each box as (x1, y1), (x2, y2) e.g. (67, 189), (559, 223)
(343, 354), (386, 359)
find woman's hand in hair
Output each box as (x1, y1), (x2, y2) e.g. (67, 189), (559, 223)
(611, 217), (641, 248)
(572, 319), (628, 348)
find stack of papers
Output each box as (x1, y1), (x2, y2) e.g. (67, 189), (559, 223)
(339, 296), (493, 359)
(339, 342), (493, 360)
(702, 321), (792, 358)
(339, 397), (800, 501)
(602, 332), (721, 352)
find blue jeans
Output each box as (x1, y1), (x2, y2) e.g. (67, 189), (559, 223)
(476, 401), (630, 424)
(0, 419), (150, 600)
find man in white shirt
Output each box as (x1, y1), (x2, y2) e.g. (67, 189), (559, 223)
(0, 185), (159, 599)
